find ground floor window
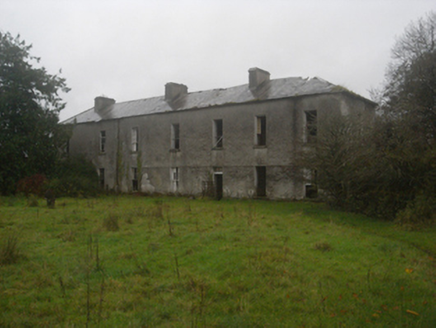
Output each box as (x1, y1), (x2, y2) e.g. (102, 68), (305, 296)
(171, 167), (179, 192)
(132, 167), (138, 191)
(214, 168), (223, 200)
(99, 168), (105, 189)
(305, 184), (318, 198)
(255, 166), (266, 197)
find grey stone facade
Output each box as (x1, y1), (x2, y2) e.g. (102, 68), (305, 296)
(64, 68), (375, 199)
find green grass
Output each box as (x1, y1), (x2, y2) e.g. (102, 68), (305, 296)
(0, 195), (435, 327)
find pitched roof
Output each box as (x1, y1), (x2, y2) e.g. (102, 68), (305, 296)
(62, 76), (345, 124)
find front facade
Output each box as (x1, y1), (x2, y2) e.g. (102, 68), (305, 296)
(64, 68), (375, 199)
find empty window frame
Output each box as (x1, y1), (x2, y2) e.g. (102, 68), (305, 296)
(100, 131), (106, 153)
(255, 116), (266, 146)
(214, 167), (223, 200)
(131, 127), (138, 152)
(132, 167), (138, 191)
(305, 169), (318, 198)
(255, 166), (266, 197)
(305, 110), (317, 142)
(99, 168), (105, 189)
(171, 124), (180, 150)
(213, 119), (223, 148)
(171, 167), (179, 192)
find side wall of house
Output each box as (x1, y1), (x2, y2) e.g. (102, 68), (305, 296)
(67, 93), (373, 199)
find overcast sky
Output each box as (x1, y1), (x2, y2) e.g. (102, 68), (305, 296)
(1, 0), (435, 121)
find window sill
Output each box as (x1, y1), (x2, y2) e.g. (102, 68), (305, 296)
(253, 145), (267, 149)
(169, 149), (181, 153)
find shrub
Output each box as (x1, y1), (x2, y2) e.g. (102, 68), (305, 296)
(16, 174), (47, 197)
(396, 195), (436, 229)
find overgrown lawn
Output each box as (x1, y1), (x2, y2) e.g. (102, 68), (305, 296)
(0, 196), (435, 327)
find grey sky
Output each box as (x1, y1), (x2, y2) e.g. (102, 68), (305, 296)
(1, 0), (435, 121)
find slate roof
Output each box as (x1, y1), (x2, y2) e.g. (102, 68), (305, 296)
(63, 76), (350, 124)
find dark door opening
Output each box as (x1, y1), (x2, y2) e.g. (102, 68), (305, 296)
(256, 166), (266, 197)
(214, 173), (223, 200)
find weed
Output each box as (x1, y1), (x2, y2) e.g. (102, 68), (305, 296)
(58, 276), (66, 298)
(314, 241), (333, 252)
(27, 194), (39, 207)
(125, 213), (134, 224)
(0, 234), (20, 265)
(62, 210), (83, 224)
(167, 215), (174, 236)
(103, 213), (120, 231)
(6, 197), (16, 207)
(58, 230), (76, 242)
(151, 200), (165, 219)
(129, 244), (150, 276)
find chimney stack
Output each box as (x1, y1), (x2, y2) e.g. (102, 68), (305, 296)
(165, 82), (188, 101)
(94, 96), (115, 112)
(249, 67), (270, 89)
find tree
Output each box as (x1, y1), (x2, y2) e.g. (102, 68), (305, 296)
(377, 12), (436, 224)
(0, 32), (70, 195)
(303, 13), (436, 224)
(381, 12), (436, 139)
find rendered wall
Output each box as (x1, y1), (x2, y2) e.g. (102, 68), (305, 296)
(67, 93), (374, 199)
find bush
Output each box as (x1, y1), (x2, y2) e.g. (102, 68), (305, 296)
(396, 195), (436, 229)
(50, 156), (100, 197)
(16, 174), (47, 197)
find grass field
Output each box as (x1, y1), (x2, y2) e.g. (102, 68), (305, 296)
(1, 195), (435, 327)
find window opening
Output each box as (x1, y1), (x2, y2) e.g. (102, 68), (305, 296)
(100, 131), (106, 153)
(256, 116), (266, 146)
(131, 127), (138, 152)
(305, 110), (317, 142)
(99, 168), (105, 189)
(171, 167), (179, 192)
(214, 171), (223, 200)
(213, 119), (223, 148)
(132, 167), (138, 191)
(256, 166), (266, 197)
(305, 169), (318, 198)
(171, 124), (180, 150)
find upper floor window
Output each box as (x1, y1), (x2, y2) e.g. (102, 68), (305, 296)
(171, 123), (180, 150)
(305, 110), (317, 143)
(213, 119), (223, 148)
(255, 116), (266, 146)
(100, 131), (106, 153)
(131, 127), (138, 152)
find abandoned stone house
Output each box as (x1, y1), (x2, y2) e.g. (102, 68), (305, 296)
(63, 67), (375, 199)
